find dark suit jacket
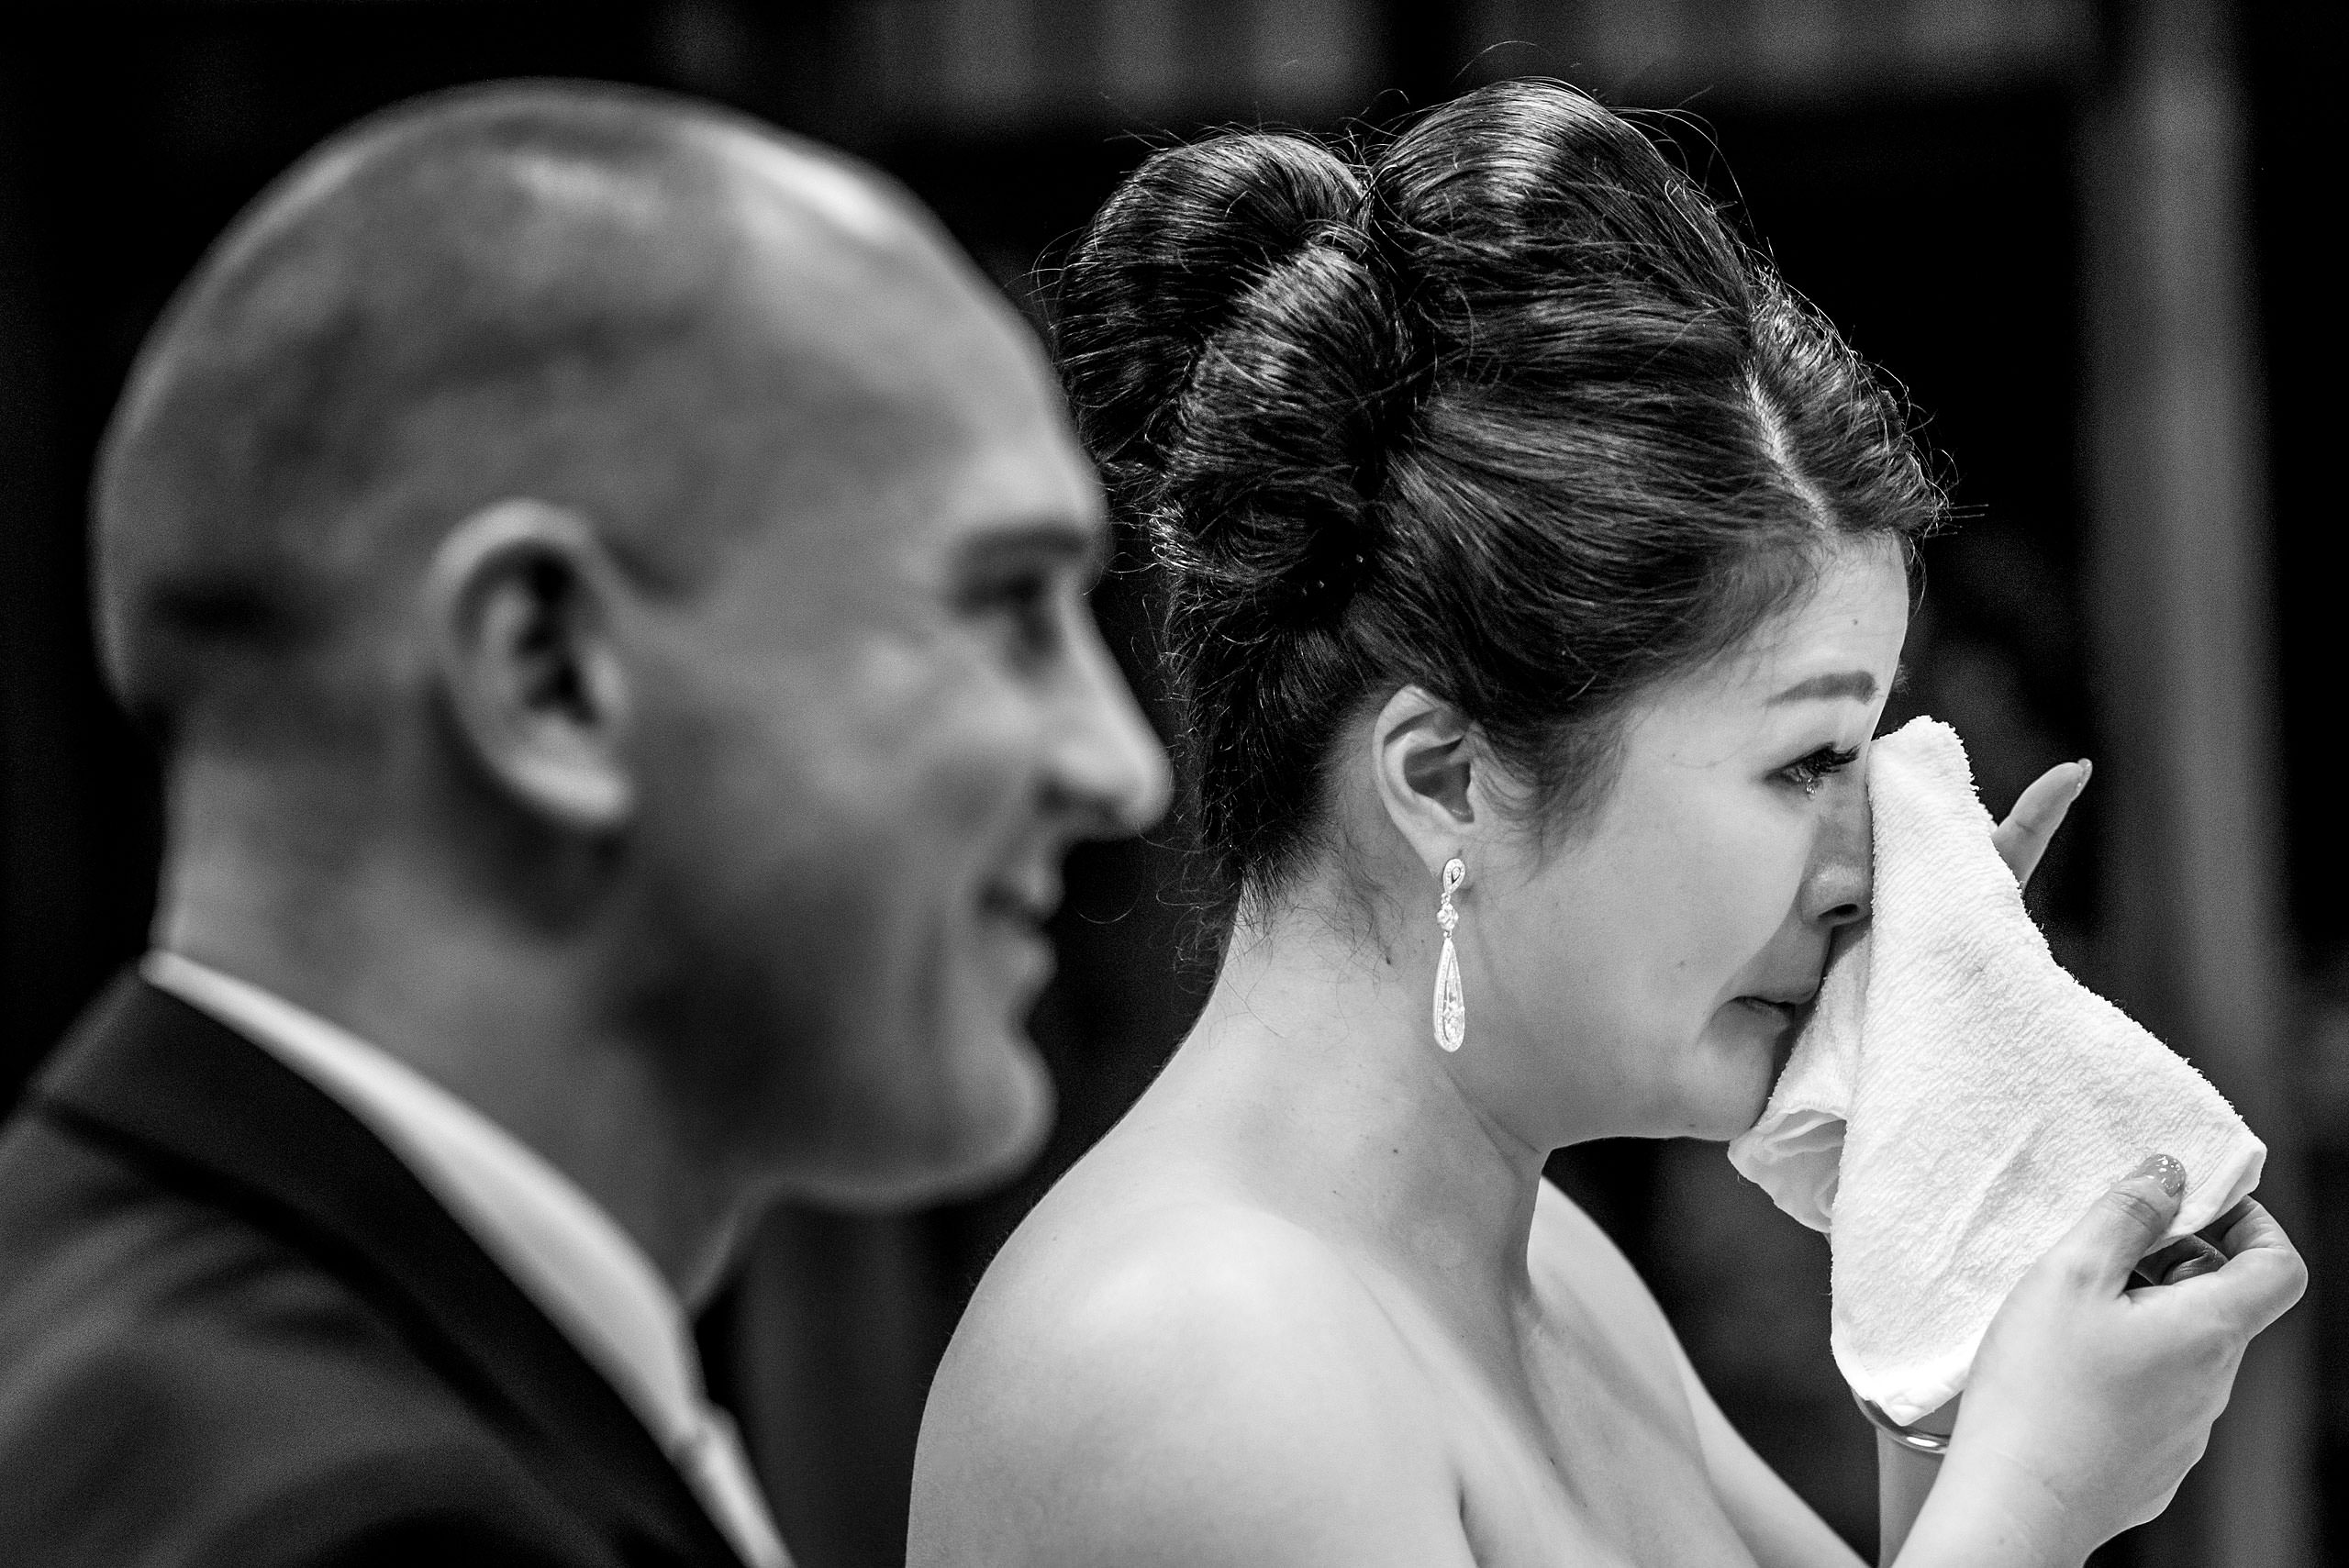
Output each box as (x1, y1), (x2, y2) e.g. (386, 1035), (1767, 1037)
(0, 974), (753, 1568)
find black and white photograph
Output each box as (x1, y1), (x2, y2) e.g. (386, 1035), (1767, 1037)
(0, 3), (2339, 1565)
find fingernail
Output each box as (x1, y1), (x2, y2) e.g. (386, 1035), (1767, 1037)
(2075, 759), (2094, 784)
(2130, 1152), (2186, 1197)
(2165, 1238), (2227, 1284)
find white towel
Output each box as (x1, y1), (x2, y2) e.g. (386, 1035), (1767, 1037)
(1725, 717), (2266, 1425)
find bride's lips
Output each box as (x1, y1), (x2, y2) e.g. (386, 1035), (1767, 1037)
(1734, 992), (1816, 1071)
(1734, 990), (1819, 1024)
(1740, 988), (1817, 1008)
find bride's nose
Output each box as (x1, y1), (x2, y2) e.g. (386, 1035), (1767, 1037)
(1798, 777), (1872, 929)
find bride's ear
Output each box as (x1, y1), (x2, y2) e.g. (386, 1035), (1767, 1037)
(1368, 684), (1480, 874)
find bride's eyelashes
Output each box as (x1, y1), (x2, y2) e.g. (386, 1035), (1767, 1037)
(1778, 744), (1862, 796)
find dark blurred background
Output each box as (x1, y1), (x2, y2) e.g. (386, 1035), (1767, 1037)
(1, 2), (2337, 1564)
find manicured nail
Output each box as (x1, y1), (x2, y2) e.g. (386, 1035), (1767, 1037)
(2075, 759), (2094, 785)
(2130, 1152), (2186, 1197)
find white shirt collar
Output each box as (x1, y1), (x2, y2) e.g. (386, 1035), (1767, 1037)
(141, 951), (789, 1568)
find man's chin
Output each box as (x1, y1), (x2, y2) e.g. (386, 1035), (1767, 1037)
(915, 1039), (1057, 1200)
(792, 1035), (1055, 1213)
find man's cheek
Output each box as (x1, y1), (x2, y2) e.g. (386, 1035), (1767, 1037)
(911, 699), (1039, 840)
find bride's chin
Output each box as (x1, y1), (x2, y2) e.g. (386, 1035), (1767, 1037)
(1685, 1011), (1792, 1136)
(1674, 1080), (1776, 1142)
(1719, 996), (1804, 1062)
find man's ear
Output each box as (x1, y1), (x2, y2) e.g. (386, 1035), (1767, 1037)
(1367, 684), (1477, 875)
(424, 499), (637, 835)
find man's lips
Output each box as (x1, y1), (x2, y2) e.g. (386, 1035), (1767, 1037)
(977, 879), (1062, 998)
(980, 879), (1061, 928)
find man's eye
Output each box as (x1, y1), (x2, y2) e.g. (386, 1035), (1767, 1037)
(1781, 744), (1861, 796)
(977, 572), (1061, 656)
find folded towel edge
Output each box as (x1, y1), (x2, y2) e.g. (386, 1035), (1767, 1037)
(2171, 1138), (2266, 1240)
(1724, 1106), (1843, 1233)
(1831, 1323), (1976, 1430)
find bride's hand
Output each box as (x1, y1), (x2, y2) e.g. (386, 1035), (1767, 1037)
(1902, 1159), (2306, 1566)
(1992, 760), (2091, 891)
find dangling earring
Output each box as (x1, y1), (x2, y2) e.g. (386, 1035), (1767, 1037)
(1432, 857), (1467, 1052)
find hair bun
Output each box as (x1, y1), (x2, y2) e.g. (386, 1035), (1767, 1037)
(1054, 132), (1365, 515)
(1052, 80), (1942, 916)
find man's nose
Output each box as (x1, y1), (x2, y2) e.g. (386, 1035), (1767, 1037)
(1048, 623), (1173, 838)
(1800, 777), (1872, 929)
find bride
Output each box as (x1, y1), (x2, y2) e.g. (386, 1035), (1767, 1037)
(908, 81), (2302, 1567)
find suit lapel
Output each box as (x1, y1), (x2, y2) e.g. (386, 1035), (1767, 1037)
(31, 973), (750, 1568)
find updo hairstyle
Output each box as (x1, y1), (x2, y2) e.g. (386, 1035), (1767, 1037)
(1054, 80), (1943, 917)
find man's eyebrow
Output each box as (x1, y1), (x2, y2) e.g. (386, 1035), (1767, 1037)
(1766, 670), (1879, 705)
(954, 517), (1112, 584)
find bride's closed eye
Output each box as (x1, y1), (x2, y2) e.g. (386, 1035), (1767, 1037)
(1779, 744), (1861, 796)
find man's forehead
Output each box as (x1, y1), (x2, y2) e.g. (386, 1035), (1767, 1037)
(683, 129), (1105, 573)
(711, 311), (1100, 589)
(721, 446), (1103, 631)
(922, 399), (1107, 563)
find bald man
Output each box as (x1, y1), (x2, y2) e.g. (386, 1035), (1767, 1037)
(0, 83), (1168, 1567)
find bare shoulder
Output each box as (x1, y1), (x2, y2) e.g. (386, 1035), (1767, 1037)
(1529, 1178), (1862, 1568)
(910, 1159), (1472, 1568)
(1525, 1178), (1687, 1392)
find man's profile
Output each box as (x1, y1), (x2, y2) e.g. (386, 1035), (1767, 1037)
(0, 81), (1167, 1566)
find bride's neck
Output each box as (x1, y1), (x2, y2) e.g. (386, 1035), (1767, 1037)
(1160, 884), (1550, 1301)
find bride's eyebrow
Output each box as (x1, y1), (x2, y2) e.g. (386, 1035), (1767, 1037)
(1765, 670), (1879, 705)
